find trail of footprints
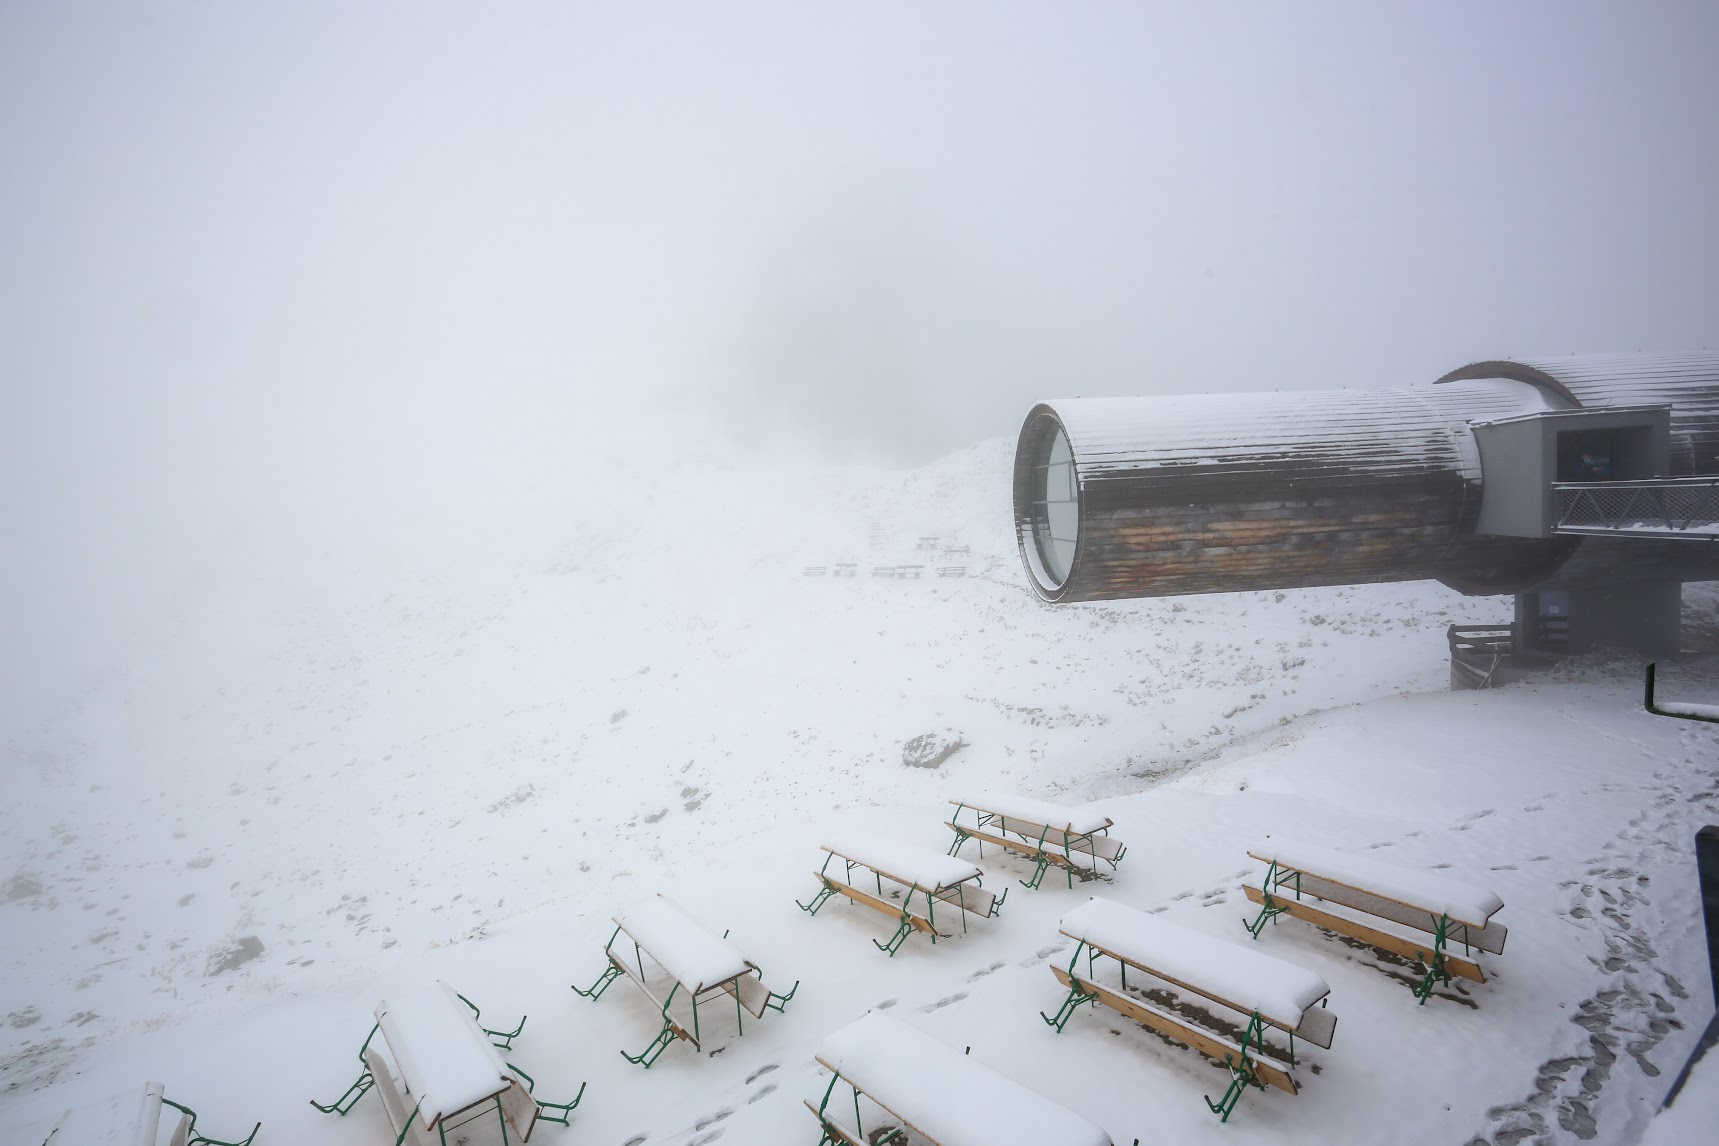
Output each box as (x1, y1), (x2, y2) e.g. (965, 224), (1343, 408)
(1470, 770), (1714, 1144)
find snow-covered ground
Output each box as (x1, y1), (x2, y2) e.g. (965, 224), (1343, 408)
(3, 437), (1715, 1145)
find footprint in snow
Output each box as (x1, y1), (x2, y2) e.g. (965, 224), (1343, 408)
(744, 1063), (778, 1085)
(693, 1107), (733, 1131)
(966, 961), (1006, 982)
(923, 993), (967, 1012)
(747, 1083), (778, 1104)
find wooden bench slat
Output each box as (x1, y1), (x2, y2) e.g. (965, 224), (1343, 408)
(1060, 929), (1328, 1041)
(816, 873), (938, 934)
(1052, 965), (1297, 1095)
(1248, 858), (1506, 954)
(606, 952), (701, 1046)
(802, 1100), (869, 1146)
(946, 823), (1100, 871)
(1292, 1000), (1338, 1050)
(1242, 884), (1485, 984)
(991, 816), (1122, 861)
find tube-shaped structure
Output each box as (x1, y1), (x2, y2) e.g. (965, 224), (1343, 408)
(1014, 354), (1719, 602)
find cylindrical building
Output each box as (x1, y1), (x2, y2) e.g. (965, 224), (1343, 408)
(1013, 354), (1719, 603)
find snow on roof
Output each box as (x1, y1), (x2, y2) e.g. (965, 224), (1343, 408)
(375, 982), (511, 1128)
(1250, 837), (1504, 926)
(1060, 897), (1328, 1029)
(954, 791), (1113, 836)
(43, 1081), (166, 1146)
(816, 1011), (1112, 1146)
(613, 894), (753, 993)
(823, 832), (982, 892)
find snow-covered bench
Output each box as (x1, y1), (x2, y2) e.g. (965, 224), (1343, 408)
(1242, 837), (1507, 1004)
(947, 792), (1127, 890)
(808, 1011), (1112, 1146)
(43, 1081), (258, 1146)
(311, 981), (582, 1142)
(572, 894), (797, 1067)
(1044, 897), (1336, 1123)
(798, 832), (1006, 956)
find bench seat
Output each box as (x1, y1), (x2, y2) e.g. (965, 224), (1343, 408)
(1241, 883), (1486, 983)
(1249, 839), (1505, 947)
(1062, 898), (1332, 1036)
(1051, 965), (1298, 1094)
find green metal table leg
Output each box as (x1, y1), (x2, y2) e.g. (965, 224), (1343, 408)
(572, 962), (621, 1000)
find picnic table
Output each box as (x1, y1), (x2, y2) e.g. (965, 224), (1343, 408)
(1243, 837), (1507, 1003)
(798, 832), (1005, 955)
(573, 894), (797, 1067)
(42, 1081), (258, 1146)
(311, 981), (581, 1143)
(808, 1011), (1112, 1146)
(947, 792), (1127, 889)
(1044, 897), (1336, 1123)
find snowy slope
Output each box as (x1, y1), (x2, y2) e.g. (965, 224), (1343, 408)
(2, 438), (1714, 1145)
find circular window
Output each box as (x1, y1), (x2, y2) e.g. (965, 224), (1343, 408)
(1029, 422), (1078, 589)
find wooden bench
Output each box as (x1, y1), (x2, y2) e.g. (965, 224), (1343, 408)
(573, 893), (797, 1067)
(311, 981), (582, 1141)
(1044, 897), (1337, 1123)
(43, 1081), (259, 1146)
(808, 1010), (1113, 1146)
(1242, 837), (1507, 1004)
(947, 792), (1127, 890)
(798, 832), (1006, 955)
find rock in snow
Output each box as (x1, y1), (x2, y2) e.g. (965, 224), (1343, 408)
(901, 729), (966, 769)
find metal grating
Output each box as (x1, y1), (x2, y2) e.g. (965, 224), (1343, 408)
(1553, 478), (1719, 539)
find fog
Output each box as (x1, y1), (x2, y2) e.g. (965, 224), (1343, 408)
(2, 2), (1716, 732)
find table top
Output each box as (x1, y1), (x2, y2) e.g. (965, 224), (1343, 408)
(376, 982), (512, 1127)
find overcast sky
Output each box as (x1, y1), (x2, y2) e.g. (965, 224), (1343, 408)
(3, 2), (1717, 726)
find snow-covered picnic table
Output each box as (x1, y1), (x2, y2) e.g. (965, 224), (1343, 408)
(311, 981), (580, 1142)
(947, 791), (1126, 889)
(1244, 837), (1506, 1003)
(43, 1081), (257, 1146)
(1045, 897), (1336, 1123)
(574, 894), (796, 1067)
(799, 831), (1005, 955)
(808, 1011), (1113, 1146)
(374, 983), (526, 1138)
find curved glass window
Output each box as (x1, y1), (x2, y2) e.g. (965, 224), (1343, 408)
(1030, 423), (1078, 587)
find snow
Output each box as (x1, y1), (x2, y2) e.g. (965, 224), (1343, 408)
(613, 895), (752, 994)
(374, 983), (510, 1127)
(1249, 838), (1505, 926)
(1655, 700), (1719, 720)
(1060, 897), (1329, 1029)
(954, 791), (1113, 836)
(1, 439), (1715, 1146)
(816, 1010), (1112, 1146)
(1639, 1045), (1719, 1144)
(41, 1082), (165, 1146)
(822, 832), (983, 892)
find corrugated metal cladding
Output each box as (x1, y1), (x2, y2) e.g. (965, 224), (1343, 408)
(1438, 353), (1719, 476)
(1015, 354), (1719, 603)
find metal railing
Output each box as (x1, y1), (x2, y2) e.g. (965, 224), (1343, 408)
(1552, 478), (1719, 538)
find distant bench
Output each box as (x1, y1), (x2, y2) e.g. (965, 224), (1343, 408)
(808, 1010), (1113, 1146)
(947, 792), (1127, 890)
(1242, 838), (1506, 1003)
(573, 894), (797, 1067)
(1044, 897), (1336, 1123)
(44, 1081), (258, 1146)
(799, 832), (1006, 955)
(311, 981), (581, 1142)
